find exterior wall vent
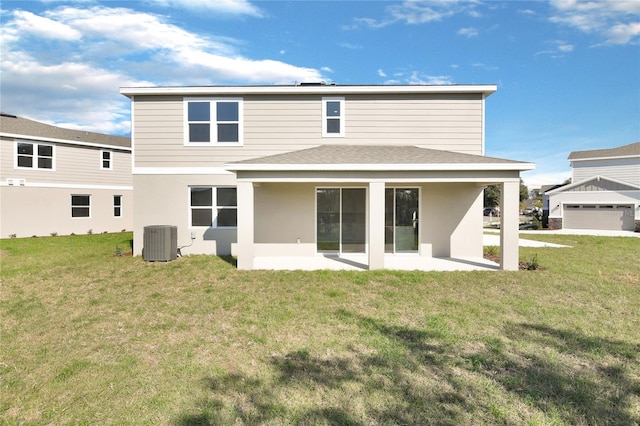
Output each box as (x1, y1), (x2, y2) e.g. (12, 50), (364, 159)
(7, 178), (26, 186)
(143, 225), (178, 261)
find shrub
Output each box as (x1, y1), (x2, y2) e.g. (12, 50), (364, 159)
(524, 254), (539, 270)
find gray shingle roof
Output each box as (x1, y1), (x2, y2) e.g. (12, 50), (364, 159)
(568, 141), (640, 160)
(0, 113), (130, 148)
(228, 145), (533, 170)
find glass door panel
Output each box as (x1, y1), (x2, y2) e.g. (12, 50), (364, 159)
(341, 188), (366, 253)
(317, 188), (366, 254)
(385, 188), (394, 253)
(317, 188), (340, 253)
(395, 188), (419, 252)
(385, 188), (419, 253)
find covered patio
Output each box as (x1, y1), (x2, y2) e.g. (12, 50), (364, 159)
(226, 145), (534, 271)
(253, 253), (499, 271)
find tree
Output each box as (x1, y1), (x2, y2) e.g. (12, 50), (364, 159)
(484, 184), (500, 207)
(519, 179), (529, 202)
(484, 179), (529, 207)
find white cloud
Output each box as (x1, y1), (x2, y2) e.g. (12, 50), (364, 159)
(0, 5), (324, 133)
(346, 0), (481, 29)
(536, 39), (575, 57)
(339, 42), (363, 50)
(386, 70), (454, 85)
(521, 170), (572, 188)
(148, 0), (264, 17)
(549, 0), (640, 45)
(10, 10), (82, 41)
(457, 27), (478, 37)
(377, 69), (387, 77)
(472, 62), (499, 71)
(1, 50), (148, 134)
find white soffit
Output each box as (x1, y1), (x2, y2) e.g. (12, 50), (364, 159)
(120, 84), (498, 97)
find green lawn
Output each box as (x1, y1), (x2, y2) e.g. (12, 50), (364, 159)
(1, 232), (639, 425)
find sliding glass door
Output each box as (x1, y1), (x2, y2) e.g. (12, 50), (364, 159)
(385, 188), (419, 253)
(317, 188), (366, 254)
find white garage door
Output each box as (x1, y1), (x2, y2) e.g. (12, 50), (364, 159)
(564, 205), (634, 230)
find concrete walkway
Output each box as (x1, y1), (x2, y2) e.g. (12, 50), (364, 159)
(483, 234), (570, 248)
(483, 228), (640, 248)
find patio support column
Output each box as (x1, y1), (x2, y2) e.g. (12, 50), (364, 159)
(369, 181), (385, 270)
(236, 181), (254, 270)
(500, 179), (520, 271)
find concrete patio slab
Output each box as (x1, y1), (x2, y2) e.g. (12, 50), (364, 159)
(253, 254), (499, 271)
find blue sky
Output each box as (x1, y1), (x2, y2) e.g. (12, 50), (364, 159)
(1, 0), (639, 187)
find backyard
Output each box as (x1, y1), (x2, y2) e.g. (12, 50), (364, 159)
(1, 232), (639, 425)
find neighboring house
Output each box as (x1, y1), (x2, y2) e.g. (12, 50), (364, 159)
(545, 141), (640, 231)
(0, 113), (132, 237)
(120, 84), (534, 270)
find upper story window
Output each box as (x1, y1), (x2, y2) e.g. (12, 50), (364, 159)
(16, 142), (54, 170)
(185, 98), (243, 145)
(322, 97), (345, 137)
(101, 150), (112, 170)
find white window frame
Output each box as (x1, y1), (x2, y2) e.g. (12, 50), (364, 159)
(189, 186), (237, 229)
(183, 98), (244, 146)
(15, 141), (55, 170)
(322, 97), (345, 138)
(101, 150), (113, 170)
(113, 195), (122, 217)
(71, 194), (91, 218)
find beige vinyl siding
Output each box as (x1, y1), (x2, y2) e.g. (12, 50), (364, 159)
(132, 93), (485, 168)
(0, 137), (16, 180)
(1, 138), (131, 186)
(572, 158), (640, 186)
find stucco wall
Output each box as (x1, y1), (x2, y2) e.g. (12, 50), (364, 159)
(0, 186), (132, 238)
(422, 183), (484, 258)
(132, 173), (238, 256)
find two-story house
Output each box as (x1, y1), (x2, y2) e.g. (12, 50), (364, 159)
(120, 84), (534, 270)
(0, 113), (132, 237)
(545, 141), (640, 232)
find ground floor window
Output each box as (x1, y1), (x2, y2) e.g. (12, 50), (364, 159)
(113, 195), (122, 217)
(316, 188), (366, 253)
(190, 186), (237, 228)
(385, 188), (419, 253)
(71, 195), (90, 218)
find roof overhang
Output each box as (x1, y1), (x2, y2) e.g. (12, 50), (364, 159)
(0, 132), (132, 151)
(225, 145), (534, 173)
(120, 84), (497, 98)
(546, 175), (640, 195)
(226, 162), (534, 172)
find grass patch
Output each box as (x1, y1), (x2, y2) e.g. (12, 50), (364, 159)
(1, 232), (639, 425)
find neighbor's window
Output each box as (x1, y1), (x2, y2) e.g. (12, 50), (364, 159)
(113, 195), (122, 217)
(190, 187), (237, 228)
(71, 195), (91, 218)
(185, 99), (242, 144)
(322, 97), (345, 137)
(101, 150), (112, 169)
(16, 142), (54, 170)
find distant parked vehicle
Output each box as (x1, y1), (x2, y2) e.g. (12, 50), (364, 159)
(483, 207), (500, 216)
(519, 222), (537, 230)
